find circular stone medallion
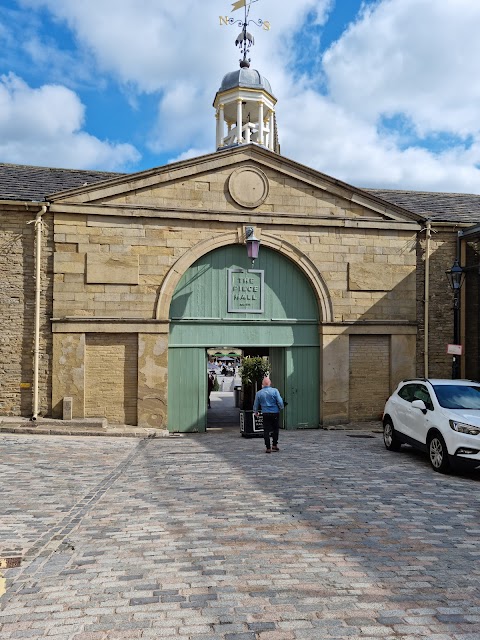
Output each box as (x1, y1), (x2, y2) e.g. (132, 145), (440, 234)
(228, 166), (269, 208)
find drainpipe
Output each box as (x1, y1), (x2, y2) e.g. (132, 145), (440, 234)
(458, 230), (465, 378)
(30, 205), (48, 420)
(424, 221), (432, 378)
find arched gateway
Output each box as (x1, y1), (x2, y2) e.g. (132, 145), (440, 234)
(167, 243), (325, 432)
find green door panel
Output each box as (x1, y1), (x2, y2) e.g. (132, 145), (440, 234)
(169, 321), (318, 347)
(285, 346), (320, 429)
(168, 347), (207, 433)
(170, 245), (319, 322)
(269, 347), (286, 428)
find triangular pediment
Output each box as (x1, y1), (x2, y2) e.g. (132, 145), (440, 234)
(48, 145), (421, 225)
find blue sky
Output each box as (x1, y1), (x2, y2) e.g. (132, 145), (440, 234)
(1, 0), (480, 193)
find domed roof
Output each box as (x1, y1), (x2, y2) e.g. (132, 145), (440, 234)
(219, 68), (274, 97)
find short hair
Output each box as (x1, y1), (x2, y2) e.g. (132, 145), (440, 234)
(262, 377), (271, 387)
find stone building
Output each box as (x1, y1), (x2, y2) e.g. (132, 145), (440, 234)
(1, 56), (479, 433)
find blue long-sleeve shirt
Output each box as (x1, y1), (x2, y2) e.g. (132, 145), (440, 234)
(253, 386), (284, 413)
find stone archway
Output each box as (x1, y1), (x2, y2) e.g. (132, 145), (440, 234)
(155, 231), (333, 323)
(166, 241), (326, 432)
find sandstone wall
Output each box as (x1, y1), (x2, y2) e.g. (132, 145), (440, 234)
(416, 229), (458, 380)
(52, 214), (417, 325)
(0, 208), (53, 416)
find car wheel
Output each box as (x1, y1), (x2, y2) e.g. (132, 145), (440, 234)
(383, 419), (401, 451)
(428, 433), (450, 473)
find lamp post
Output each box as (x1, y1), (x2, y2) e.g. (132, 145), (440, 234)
(445, 258), (465, 379)
(245, 226), (260, 267)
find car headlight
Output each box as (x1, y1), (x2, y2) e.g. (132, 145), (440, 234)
(449, 420), (480, 436)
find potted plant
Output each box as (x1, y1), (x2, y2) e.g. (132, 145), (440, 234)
(239, 356), (270, 410)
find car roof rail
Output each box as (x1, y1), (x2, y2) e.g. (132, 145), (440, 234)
(400, 377), (428, 383)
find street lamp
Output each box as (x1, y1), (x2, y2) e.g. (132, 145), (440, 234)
(245, 226), (260, 267)
(445, 258), (465, 379)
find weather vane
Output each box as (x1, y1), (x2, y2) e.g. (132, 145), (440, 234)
(219, 0), (270, 68)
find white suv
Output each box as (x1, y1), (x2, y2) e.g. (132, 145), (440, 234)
(383, 379), (480, 473)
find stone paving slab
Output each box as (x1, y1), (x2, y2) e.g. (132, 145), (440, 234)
(0, 416), (383, 438)
(0, 429), (479, 639)
(0, 416), (170, 438)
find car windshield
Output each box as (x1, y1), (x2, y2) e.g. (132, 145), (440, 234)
(432, 384), (480, 409)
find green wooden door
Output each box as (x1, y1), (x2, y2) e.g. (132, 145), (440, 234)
(269, 347), (286, 428)
(168, 347), (207, 433)
(168, 245), (320, 432)
(285, 346), (320, 429)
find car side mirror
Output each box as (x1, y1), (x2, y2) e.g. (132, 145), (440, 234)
(411, 399), (427, 414)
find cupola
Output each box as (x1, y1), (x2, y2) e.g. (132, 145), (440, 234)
(213, 5), (279, 153)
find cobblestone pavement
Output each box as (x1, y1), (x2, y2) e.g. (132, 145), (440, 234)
(0, 428), (479, 640)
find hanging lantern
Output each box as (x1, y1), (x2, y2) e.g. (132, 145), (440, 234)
(245, 226), (260, 266)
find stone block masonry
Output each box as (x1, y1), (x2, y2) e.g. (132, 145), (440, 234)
(0, 209), (53, 417)
(349, 334), (390, 419)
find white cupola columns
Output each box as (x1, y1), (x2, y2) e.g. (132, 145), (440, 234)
(236, 99), (243, 144)
(216, 103), (225, 150)
(258, 101), (264, 146)
(214, 91), (276, 151)
(213, 68), (278, 152)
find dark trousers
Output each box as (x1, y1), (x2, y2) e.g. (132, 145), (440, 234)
(263, 412), (279, 448)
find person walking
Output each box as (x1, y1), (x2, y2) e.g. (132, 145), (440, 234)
(207, 372), (215, 408)
(253, 377), (284, 453)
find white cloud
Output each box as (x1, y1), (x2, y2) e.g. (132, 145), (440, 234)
(148, 83), (214, 154)
(7, 0), (480, 192)
(296, 0), (480, 191)
(323, 0), (480, 137)
(17, 0), (332, 154)
(280, 89), (480, 193)
(0, 73), (139, 169)
(19, 0), (330, 90)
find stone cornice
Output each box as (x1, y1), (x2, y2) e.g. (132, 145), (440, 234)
(52, 318), (169, 333)
(48, 201), (421, 230)
(320, 322), (417, 336)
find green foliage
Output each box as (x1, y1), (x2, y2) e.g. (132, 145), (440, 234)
(239, 357), (270, 409)
(240, 356), (269, 386)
